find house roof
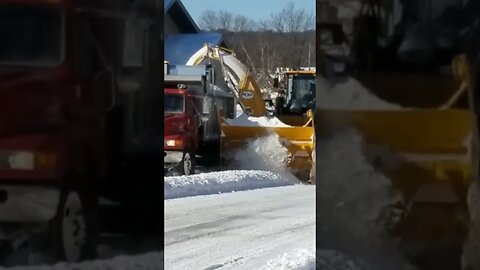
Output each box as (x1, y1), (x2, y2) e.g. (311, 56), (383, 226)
(164, 33), (224, 65)
(164, 0), (175, 10)
(164, 0), (199, 33)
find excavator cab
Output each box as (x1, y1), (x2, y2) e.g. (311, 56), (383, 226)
(283, 72), (316, 114)
(275, 70), (316, 126)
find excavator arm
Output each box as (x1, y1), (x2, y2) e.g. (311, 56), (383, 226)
(186, 45), (267, 117)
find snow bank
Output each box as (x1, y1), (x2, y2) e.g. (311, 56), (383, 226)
(317, 77), (405, 110)
(225, 113), (290, 127)
(316, 250), (369, 270)
(165, 170), (297, 200)
(261, 249), (315, 270)
(0, 252), (163, 270)
(261, 249), (371, 270)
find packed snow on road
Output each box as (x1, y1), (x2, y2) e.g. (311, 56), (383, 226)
(0, 252), (163, 270)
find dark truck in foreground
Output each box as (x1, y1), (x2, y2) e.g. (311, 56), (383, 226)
(0, 0), (163, 264)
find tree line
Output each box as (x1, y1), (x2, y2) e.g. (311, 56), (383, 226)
(198, 2), (315, 88)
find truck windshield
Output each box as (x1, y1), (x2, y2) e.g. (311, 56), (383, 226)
(165, 94), (184, 113)
(0, 6), (62, 67)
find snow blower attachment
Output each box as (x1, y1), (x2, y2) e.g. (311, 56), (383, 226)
(187, 45), (315, 181)
(316, 53), (473, 264)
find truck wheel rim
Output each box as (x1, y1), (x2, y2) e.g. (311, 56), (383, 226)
(62, 191), (86, 262)
(184, 153), (192, 175)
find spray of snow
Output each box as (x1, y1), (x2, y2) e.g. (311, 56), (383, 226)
(165, 170), (297, 199)
(316, 129), (414, 270)
(0, 252), (163, 270)
(317, 77), (404, 110)
(224, 133), (296, 178)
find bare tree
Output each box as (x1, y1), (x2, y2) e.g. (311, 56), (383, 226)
(265, 2), (315, 33)
(199, 11), (257, 32)
(196, 2), (315, 88)
(233, 15), (257, 32)
(217, 11), (234, 31)
(198, 10), (219, 31)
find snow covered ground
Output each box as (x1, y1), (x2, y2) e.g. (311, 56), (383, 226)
(164, 184), (315, 270)
(0, 252), (164, 270)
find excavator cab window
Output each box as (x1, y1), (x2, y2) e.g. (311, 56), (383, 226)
(284, 74), (316, 113)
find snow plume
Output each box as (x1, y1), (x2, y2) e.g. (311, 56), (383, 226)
(224, 133), (296, 178)
(316, 129), (415, 270)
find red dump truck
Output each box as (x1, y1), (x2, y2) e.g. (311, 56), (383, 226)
(0, 0), (162, 264)
(164, 63), (235, 175)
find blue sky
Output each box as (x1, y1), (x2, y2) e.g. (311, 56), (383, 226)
(181, 0), (315, 23)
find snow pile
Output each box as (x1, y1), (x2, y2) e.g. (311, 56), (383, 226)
(261, 249), (372, 270)
(0, 252), (163, 270)
(261, 249), (315, 270)
(225, 113), (290, 127)
(317, 77), (404, 110)
(165, 170), (297, 199)
(316, 129), (414, 270)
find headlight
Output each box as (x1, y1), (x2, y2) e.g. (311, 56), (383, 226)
(165, 139), (183, 147)
(8, 151), (34, 170)
(0, 151), (57, 171)
(165, 140), (176, 147)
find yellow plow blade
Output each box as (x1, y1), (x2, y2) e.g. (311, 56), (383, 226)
(221, 125), (314, 181)
(316, 109), (473, 201)
(277, 115), (311, 126)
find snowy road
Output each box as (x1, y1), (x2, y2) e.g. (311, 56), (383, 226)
(164, 185), (315, 270)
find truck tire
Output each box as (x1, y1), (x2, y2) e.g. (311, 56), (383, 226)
(179, 149), (196, 176)
(29, 184), (98, 264)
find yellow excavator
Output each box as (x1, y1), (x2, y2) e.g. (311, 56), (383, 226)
(187, 44), (315, 181)
(273, 69), (316, 127)
(316, 0), (478, 268)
